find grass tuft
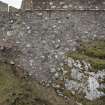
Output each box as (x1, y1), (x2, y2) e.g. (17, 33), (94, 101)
(66, 40), (105, 71)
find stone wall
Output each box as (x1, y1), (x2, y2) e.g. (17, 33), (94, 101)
(0, 0), (105, 81)
(0, 10), (105, 81)
(0, 1), (18, 12)
(0, 1), (105, 102)
(0, 1), (8, 11)
(21, 0), (105, 10)
(32, 0), (105, 10)
(21, 0), (33, 10)
(9, 6), (18, 12)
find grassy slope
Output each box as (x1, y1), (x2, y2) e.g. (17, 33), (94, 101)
(0, 62), (75, 105)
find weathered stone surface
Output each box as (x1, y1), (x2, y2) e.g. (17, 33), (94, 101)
(0, 1), (8, 12)
(0, 1), (105, 104)
(9, 6), (18, 12)
(0, 1), (18, 12)
(22, 0), (105, 10)
(0, 1), (105, 105)
(21, 0), (33, 10)
(65, 59), (105, 100)
(0, 11), (105, 81)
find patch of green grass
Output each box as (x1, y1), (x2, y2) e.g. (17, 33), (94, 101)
(67, 52), (105, 71)
(63, 89), (105, 105)
(0, 62), (71, 105)
(81, 97), (105, 105)
(66, 52), (87, 60)
(66, 40), (105, 71)
(89, 58), (105, 70)
(0, 63), (22, 104)
(83, 47), (105, 58)
(80, 40), (105, 58)
(73, 41), (105, 58)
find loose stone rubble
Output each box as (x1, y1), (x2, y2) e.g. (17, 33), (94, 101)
(64, 58), (105, 100)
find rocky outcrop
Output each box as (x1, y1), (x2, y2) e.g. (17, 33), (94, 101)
(65, 58), (105, 100)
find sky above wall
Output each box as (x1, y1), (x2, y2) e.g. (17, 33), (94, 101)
(0, 0), (22, 8)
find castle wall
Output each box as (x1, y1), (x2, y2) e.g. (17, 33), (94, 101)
(21, 0), (33, 10)
(9, 6), (18, 12)
(1, 0), (105, 81)
(0, 1), (18, 12)
(22, 0), (105, 10)
(0, 1), (8, 11)
(0, 10), (105, 81)
(0, 0), (105, 101)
